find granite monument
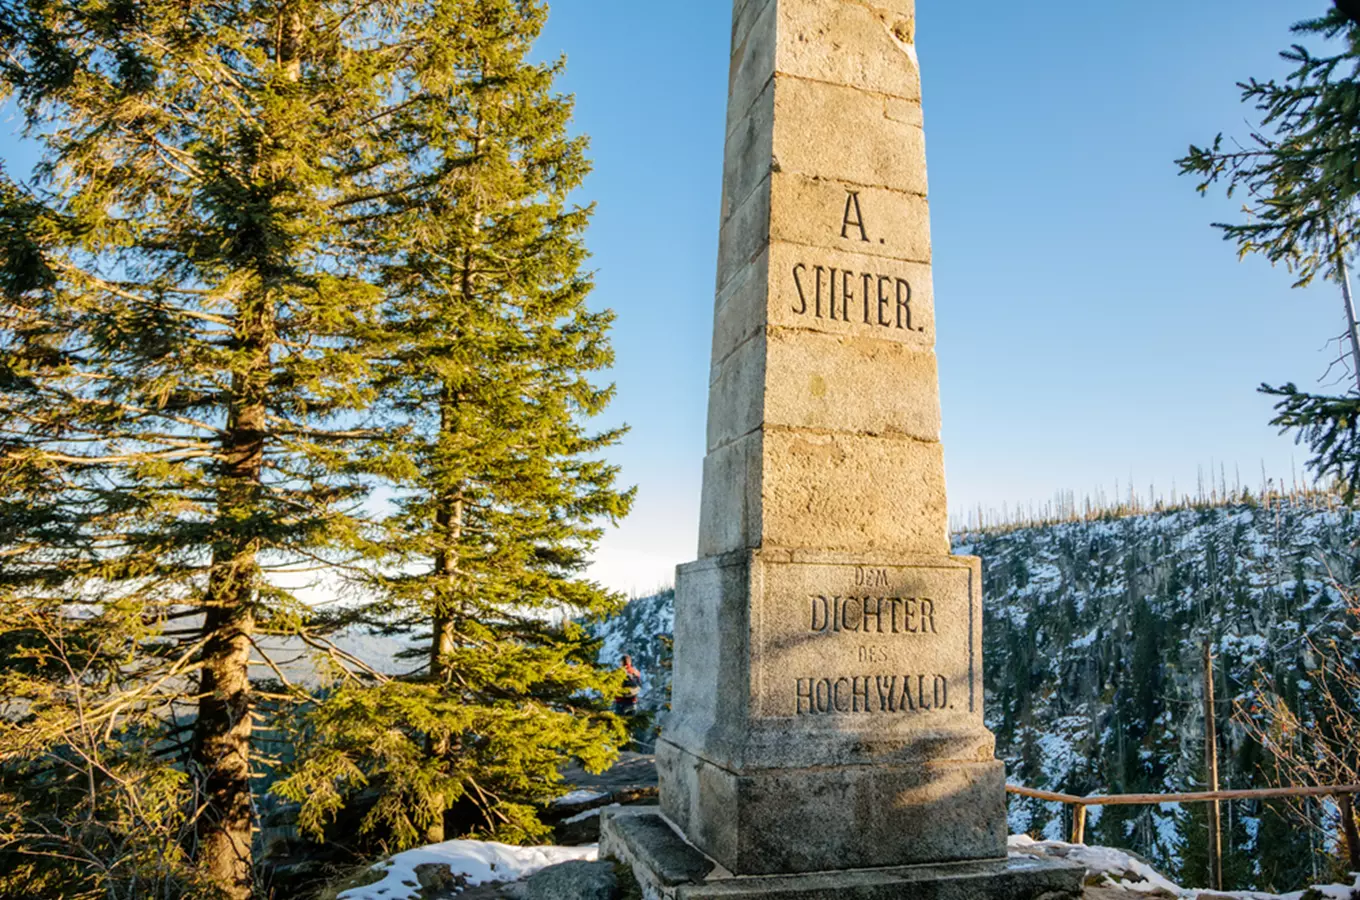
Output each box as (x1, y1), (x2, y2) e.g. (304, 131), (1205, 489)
(603, 1), (1084, 896)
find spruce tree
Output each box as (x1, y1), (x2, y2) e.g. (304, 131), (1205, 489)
(0, 1), (571, 895)
(1179, 4), (1360, 494)
(272, 0), (634, 850)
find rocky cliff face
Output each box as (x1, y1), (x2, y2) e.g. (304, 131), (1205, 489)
(591, 494), (1360, 892)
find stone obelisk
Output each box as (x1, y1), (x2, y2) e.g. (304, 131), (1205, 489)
(604, 1), (1082, 896)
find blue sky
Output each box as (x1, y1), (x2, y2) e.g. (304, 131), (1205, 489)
(535, 0), (1345, 594)
(1, 1), (1343, 596)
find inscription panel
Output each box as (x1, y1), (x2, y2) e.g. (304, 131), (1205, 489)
(768, 243), (935, 346)
(753, 561), (977, 726)
(782, 186), (929, 336)
(761, 180), (936, 347)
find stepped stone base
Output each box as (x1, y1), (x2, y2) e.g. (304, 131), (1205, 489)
(601, 808), (1085, 900)
(658, 739), (1007, 875)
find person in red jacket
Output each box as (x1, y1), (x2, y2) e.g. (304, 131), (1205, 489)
(614, 654), (642, 716)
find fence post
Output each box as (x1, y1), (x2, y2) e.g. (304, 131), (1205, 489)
(1204, 641), (1223, 892)
(1340, 792), (1360, 874)
(1071, 804), (1087, 845)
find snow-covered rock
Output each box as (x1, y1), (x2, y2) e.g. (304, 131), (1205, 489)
(1012, 834), (1185, 894)
(337, 840), (597, 900)
(1010, 835), (1360, 899)
(551, 789), (611, 808)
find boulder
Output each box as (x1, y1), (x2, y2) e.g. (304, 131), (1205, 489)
(524, 860), (618, 900)
(413, 862), (467, 898)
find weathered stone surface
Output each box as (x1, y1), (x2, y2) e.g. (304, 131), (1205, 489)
(720, 100), (930, 260)
(727, 0), (777, 138)
(732, 0), (777, 58)
(761, 329), (940, 441)
(861, 0), (916, 19)
(774, 0), (920, 101)
(716, 172), (772, 292)
(749, 556), (975, 721)
(716, 240), (938, 357)
(767, 242), (937, 347)
(664, 550), (991, 774)
(718, 133), (932, 292)
(665, 554), (752, 757)
(761, 429), (948, 555)
(602, 811), (1083, 900)
(705, 332), (765, 452)
(697, 430), (949, 559)
(773, 77), (927, 191)
(712, 250), (767, 372)
(677, 861), (1084, 900)
(524, 861), (618, 900)
(711, 247), (768, 367)
(696, 430), (762, 558)
(707, 329), (940, 453)
(730, 0), (920, 142)
(659, 743), (1007, 875)
(601, 808), (717, 889)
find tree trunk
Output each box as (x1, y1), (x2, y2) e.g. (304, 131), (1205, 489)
(190, 11), (300, 894)
(424, 151), (481, 842)
(191, 300), (271, 900)
(1341, 793), (1360, 875)
(1333, 229), (1360, 396)
(192, 574), (257, 900)
(424, 493), (464, 844)
(425, 386), (464, 844)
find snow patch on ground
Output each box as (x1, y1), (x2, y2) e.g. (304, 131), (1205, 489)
(551, 789), (610, 807)
(338, 835), (1359, 900)
(562, 803), (620, 825)
(1310, 875), (1360, 900)
(1009, 835), (1360, 898)
(338, 840), (597, 900)
(1011, 835), (1182, 894)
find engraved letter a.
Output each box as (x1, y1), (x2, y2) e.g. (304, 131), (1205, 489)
(841, 191), (869, 242)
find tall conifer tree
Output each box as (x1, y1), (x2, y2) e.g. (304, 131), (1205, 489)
(274, 0), (635, 849)
(1179, 4), (1360, 491)
(0, 1), (611, 895)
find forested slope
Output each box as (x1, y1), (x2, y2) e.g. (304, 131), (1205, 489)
(958, 494), (1360, 891)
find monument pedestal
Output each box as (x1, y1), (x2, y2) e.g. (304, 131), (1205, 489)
(658, 549), (1010, 875)
(602, 809), (1084, 900)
